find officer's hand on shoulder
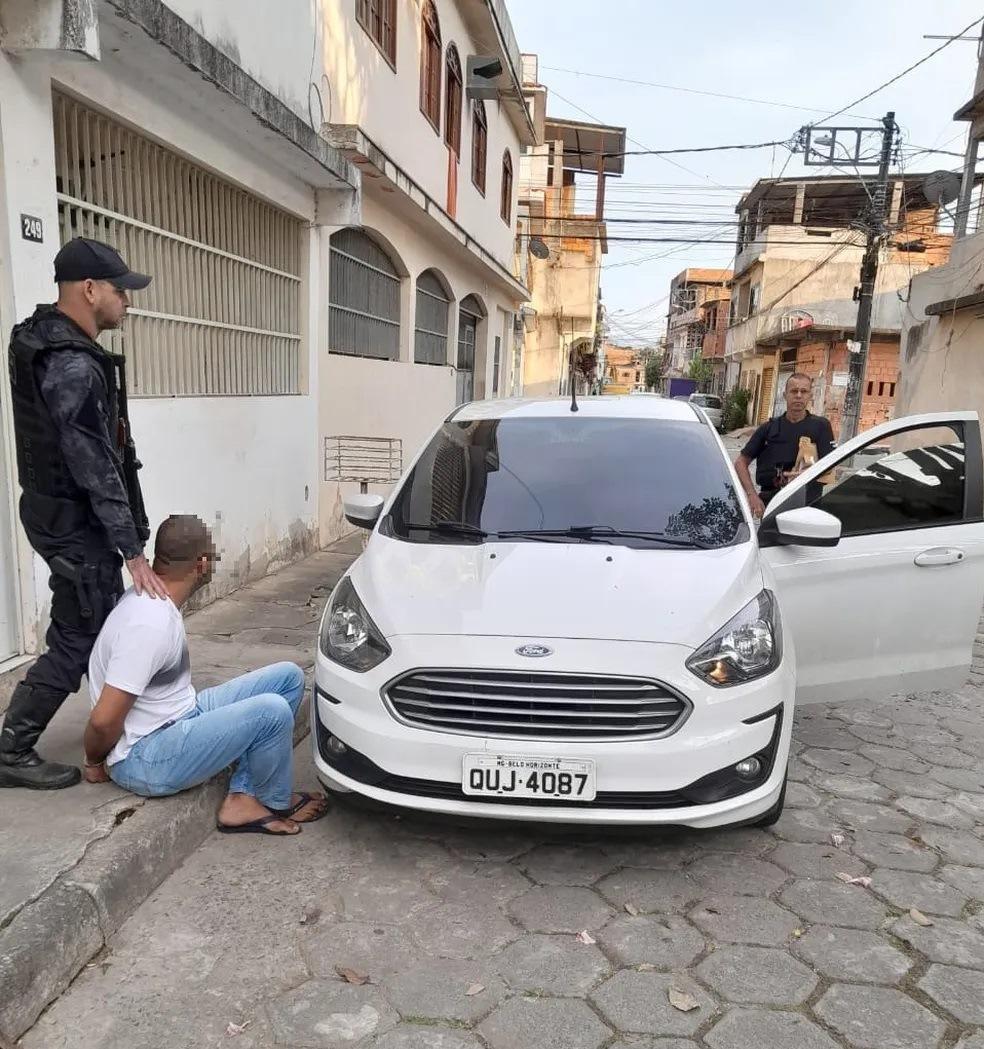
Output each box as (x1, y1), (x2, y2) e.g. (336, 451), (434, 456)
(126, 553), (169, 599)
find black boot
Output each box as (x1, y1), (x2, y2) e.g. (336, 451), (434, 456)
(0, 682), (81, 789)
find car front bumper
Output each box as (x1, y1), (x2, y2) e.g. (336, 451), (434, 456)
(312, 634), (794, 828)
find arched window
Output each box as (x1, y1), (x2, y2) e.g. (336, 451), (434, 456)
(420, 1), (442, 132)
(471, 102), (487, 195)
(356, 0), (396, 66)
(414, 269), (450, 366)
(329, 228), (401, 360)
(500, 150), (513, 224)
(444, 45), (463, 155)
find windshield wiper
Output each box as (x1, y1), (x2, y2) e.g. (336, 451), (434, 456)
(499, 525), (714, 549)
(405, 520), (489, 539)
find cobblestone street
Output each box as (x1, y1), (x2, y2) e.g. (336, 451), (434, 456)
(23, 680), (984, 1049)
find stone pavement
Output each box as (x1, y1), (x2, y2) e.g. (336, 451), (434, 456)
(0, 536), (362, 1047)
(18, 675), (984, 1048)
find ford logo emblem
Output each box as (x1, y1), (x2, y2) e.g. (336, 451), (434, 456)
(516, 643), (553, 658)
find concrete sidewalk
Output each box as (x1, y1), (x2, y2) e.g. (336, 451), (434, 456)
(0, 536), (360, 1048)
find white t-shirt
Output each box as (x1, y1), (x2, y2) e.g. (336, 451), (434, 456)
(88, 589), (196, 766)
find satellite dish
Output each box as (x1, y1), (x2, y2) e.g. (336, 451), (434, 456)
(923, 170), (962, 207)
(529, 237), (550, 260)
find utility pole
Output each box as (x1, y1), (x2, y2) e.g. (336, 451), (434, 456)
(838, 111), (897, 445)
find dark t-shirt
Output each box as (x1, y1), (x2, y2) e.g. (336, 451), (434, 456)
(741, 412), (835, 493)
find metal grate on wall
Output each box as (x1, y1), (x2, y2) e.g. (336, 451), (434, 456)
(52, 92), (303, 397)
(329, 228), (400, 360)
(414, 269), (450, 366)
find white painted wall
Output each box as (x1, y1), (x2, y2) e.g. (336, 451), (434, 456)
(164, 0), (523, 274)
(0, 23), (330, 647)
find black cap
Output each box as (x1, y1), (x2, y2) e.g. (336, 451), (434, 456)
(53, 237), (152, 291)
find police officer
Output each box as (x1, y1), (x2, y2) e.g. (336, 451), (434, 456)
(0, 237), (167, 790)
(734, 372), (835, 518)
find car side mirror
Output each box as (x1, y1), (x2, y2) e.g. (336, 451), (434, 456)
(760, 507), (842, 548)
(344, 494), (384, 530)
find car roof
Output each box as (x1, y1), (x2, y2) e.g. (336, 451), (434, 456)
(451, 396), (701, 423)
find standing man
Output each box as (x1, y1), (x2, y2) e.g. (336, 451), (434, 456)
(0, 237), (167, 790)
(734, 372), (835, 518)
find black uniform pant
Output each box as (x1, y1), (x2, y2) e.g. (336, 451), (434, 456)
(21, 551), (123, 698)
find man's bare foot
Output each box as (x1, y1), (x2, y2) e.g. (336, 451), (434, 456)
(278, 791), (329, 824)
(218, 792), (299, 835)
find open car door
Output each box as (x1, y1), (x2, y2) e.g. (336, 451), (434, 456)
(759, 411), (984, 704)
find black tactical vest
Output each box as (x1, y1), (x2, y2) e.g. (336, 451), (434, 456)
(8, 305), (120, 502)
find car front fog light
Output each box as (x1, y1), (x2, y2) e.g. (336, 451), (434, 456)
(735, 757), (762, 779)
(326, 734), (348, 757)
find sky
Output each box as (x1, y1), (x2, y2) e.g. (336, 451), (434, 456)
(506, 0), (984, 347)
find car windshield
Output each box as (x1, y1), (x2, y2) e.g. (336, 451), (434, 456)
(692, 395), (722, 409)
(385, 416), (749, 549)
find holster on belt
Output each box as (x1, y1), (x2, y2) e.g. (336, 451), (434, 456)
(50, 555), (96, 621)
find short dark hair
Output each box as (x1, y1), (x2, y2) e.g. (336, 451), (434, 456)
(786, 372), (813, 389)
(153, 514), (215, 574)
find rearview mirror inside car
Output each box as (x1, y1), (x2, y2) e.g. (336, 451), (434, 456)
(344, 494), (385, 530)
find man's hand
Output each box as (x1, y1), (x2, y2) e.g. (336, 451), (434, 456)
(83, 760), (111, 784)
(126, 553), (168, 598)
(747, 491), (766, 520)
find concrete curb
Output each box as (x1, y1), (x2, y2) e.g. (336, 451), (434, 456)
(0, 705), (311, 1047)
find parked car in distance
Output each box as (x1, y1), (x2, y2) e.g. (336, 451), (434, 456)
(689, 392), (724, 430)
(313, 397), (984, 830)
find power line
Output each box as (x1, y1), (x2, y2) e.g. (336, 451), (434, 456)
(540, 65), (876, 120)
(813, 13), (984, 127)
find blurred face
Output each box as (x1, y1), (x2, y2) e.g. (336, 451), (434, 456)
(785, 377), (812, 416)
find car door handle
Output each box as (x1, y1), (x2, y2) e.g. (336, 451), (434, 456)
(914, 547), (965, 567)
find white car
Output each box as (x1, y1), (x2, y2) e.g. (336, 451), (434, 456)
(688, 392), (724, 431)
(312, 397), (984, 829)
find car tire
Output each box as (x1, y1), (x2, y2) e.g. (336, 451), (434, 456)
(750, 774), (786, 827)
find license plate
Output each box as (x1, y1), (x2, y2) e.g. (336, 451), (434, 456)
(462, 754), (597, 801)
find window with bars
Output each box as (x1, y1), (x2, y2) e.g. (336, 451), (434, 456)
(471, 102), (488, 195)
(52, 92), (303, 398)
(329, 228), (401, 360)
(456, 295), (483, 405)
(357, 0), (397, 67)
(500, 151), (513, 224)
(414, 269), (450, 366)
(420, 1), (442, 132)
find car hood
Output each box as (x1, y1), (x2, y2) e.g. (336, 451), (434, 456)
(348, 534), (764, 648)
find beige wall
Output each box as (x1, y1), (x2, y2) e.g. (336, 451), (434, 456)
(897, 231), (984, 418)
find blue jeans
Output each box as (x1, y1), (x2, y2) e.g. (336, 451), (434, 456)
(109, 662), (305, 810)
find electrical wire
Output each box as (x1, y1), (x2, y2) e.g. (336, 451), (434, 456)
(812, 14), (984, 128)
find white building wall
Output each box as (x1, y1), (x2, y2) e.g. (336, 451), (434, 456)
(0, 7), (343, 654)
(319, 185), (516, 543)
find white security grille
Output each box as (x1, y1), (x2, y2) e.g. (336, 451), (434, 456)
(414, 270), (450, 366)
(329, 228), (400, 360)
(52, 92), (303, 397)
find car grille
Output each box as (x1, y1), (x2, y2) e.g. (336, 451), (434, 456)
(384, 670), (690, 740)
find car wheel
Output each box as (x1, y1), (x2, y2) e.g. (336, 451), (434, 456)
(750, 774), (786, 827)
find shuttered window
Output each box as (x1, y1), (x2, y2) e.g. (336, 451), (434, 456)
(357, 0), (397, 67)
(414, 270), (450, 366)
(420, 2), (442, 131)
(471, 102), (487, 195)
(500, 150), (513, 224)
(444, 45), (463, 155)
(52, 92), (303, 398)
(329, 228), (401, 360)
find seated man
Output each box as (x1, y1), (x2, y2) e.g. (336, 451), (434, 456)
(83, 514), (326, 836)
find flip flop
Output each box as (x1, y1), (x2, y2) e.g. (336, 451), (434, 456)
(270, 791), (329, 823)
(216, 814), (300, 836)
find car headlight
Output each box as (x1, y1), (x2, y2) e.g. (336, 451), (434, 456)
(686, 590), (781, 687)
(319, 576), (391, 672)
